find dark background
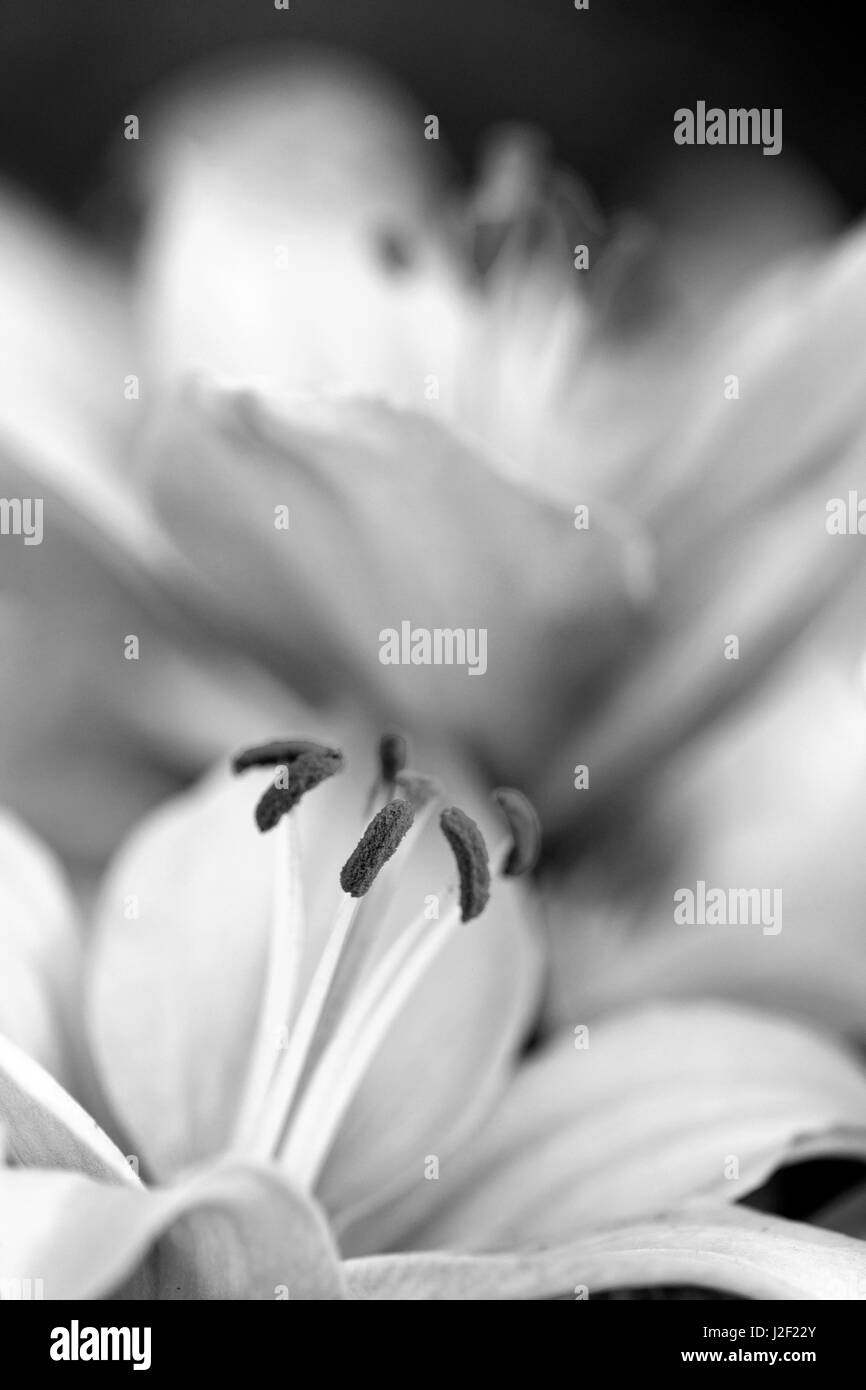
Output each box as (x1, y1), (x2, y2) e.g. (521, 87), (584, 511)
(0, 0), (862, 221)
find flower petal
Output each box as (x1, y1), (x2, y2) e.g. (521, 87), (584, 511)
(0, 1160), (343, 1299)
(87, 766), (278, 1177)
(537, 226), (866, 843)
(344, 1002), (866, 1253)
(345, 1205), (866, 1300)
(139, 386), (639, 782)
(0, 1033), (136, 1182)
(544, 645), (866, 1037)
(136, 56), (467, 404)
(0, 185), (135, 526)
(0, 810), (81, 1076)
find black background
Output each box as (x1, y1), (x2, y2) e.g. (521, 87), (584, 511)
(0, 0), (862, 223)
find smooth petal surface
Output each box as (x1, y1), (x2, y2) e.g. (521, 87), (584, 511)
(0, 1161), (343, 1299)
(136, 56), (467, 404)
(344, 1002), (866, 1254)
(139, 385), (640, 781)
(345, 1205), (866, 1300)
(0, 1033), (136, 1182)
(87, 766), (277, 1178)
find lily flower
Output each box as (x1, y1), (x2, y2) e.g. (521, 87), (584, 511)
(4, 730), (866, 1299)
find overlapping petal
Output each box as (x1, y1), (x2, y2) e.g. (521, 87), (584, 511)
(345, 1205), (866, 1300)
(0, 1160), (343, 1299)
(341, 1002), (866, 1254)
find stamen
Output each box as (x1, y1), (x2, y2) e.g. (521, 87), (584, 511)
(232, 812), (305, 1148)
(492, 788), (541, 876)
(255, 748), (344, 831)
(340, 800), (415, 897)
(250, 891), (362, 1160)
(232, 739), (337, 774)
(378, 731), (408, 784)
(278, 889), (465, 1183)
(394, 769), (443, 810)
(440, 807), (491, 921)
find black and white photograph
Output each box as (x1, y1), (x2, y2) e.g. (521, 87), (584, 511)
(1, 0), (866, 1338)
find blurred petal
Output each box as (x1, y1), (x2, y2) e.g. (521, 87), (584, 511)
(0, 810), (80, 1073)
(0, 1033), (135, 1181)
(139, 386), (640, 780)
(137, 55), (466, 405)
(544, 644), (866, 1037)
(538, 239), (866, 843)
(0, 185), (137, 531)
(0, 187), (313, 864)
(0, 1161), (343, 1299)
(345, 1206), (866, 1300)
(346, 1002), (866, 1253)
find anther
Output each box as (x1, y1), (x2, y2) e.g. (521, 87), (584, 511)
(340, 800), (415, 897)
(255, 748), (344, 832)
(378, 732), (408, 784)
(233, 739), (338, 774)
(492, 788), (541, 876)
(439, 807), (491, 921)
(394, 770), (443, 810)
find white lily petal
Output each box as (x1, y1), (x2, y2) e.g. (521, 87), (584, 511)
(88, 766), (277, 1178)
(345, 1205), (866, 1300)
(0, 1160), (343, 1299)
(0, 1033), (136, 1182)
(344, 1002), (866, 1254)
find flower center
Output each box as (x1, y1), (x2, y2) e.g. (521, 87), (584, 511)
(228, 734), (539, 1191)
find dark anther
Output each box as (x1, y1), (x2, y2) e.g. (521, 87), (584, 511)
(255, 748), (344, 832)
(379, 731), (409, 784)
(440, 807), (491, 922)
(340, 800), (415, 897)
(233, 739), (338, 774)
(492, 788), (541, 876)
